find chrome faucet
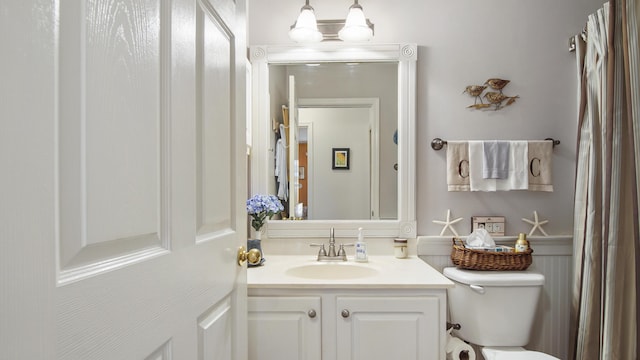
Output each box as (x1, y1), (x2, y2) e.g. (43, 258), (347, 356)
(327, 227), (337, 257)
(310, 228), (353, 261)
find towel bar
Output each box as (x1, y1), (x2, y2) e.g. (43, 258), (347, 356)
(430, 137), (560, 151)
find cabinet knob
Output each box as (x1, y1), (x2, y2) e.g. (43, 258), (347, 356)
(341, 309), (350, 318)
(308, 309), (317, 318)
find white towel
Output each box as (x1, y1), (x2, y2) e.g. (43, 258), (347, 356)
(495, 141), (528, 190)
(275, 123), (289, 200)
(483, 141), (510, 179)
(470, 141), (529, 191)
(469, 141), (496, 191)
(279, 123), (287, 145)
(275, 138), (288, 200)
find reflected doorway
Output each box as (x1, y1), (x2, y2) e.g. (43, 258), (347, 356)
(297, 99), (380, 220)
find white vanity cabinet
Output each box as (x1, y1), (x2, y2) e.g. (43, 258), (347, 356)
(247, 256), (454, 360)
(335, 295), (441, 360)
(248, 296), (322, 360)
(248, 290), (445, 360)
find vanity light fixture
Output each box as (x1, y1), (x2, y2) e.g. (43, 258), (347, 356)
(288, 0), (323, 43)
(338, 0), (374, 42)
(288, 0), (374, 43)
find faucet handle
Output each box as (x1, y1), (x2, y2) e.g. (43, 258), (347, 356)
(336, 244), (354, 257)
(310, 243), (327, 257)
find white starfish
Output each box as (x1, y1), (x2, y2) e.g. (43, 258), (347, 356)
(522, 210), (549, 236)
(433, 209), (463, 237)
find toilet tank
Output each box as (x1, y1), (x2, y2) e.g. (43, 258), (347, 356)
(443, 267), (544, 347)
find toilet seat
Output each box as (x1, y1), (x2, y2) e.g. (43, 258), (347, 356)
(482, 347), (560, 360)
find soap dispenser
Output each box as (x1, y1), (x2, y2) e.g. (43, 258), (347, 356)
(354, 227), (368, 262)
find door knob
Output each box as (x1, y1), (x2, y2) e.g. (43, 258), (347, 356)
(341, 309), (350, 318)
(308, 309), (317, 318)
(237, 246), (262, 266)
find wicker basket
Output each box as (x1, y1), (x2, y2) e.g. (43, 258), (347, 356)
(450, 238), (533, 271)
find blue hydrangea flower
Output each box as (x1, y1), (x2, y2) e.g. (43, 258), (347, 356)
(246, 194), (284, 232)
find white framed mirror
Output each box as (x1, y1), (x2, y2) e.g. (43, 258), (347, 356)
(250, 43), (417, 239)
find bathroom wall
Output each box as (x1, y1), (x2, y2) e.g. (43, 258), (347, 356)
(248, 0), (604, 236)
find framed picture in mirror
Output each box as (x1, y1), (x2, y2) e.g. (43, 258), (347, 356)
(332, 148), (350, 170)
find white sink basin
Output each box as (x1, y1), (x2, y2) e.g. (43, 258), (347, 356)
(285, 262), (379, 280)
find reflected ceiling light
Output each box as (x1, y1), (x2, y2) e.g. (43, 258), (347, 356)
(288, 0), (323, 43)
(338, 0), (374, 42)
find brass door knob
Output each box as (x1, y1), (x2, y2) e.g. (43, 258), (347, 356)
(237, 246), (262, 266)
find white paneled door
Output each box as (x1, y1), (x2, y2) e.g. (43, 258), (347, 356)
(1, 0), (248, 359)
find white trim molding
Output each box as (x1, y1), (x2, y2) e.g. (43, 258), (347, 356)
(250, 43), (418, 239)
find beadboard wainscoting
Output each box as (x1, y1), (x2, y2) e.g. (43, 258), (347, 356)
(417, 236), (573, 360)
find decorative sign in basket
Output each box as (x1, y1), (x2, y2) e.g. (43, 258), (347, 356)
(450, 238), (533, 271)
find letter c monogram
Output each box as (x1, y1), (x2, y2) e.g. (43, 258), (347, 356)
(458, 160), (469, 178)
(530, 158), (541, 177)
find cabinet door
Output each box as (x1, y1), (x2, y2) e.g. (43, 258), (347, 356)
(249, 296), (322, 360)
(336, 296), (441, 360)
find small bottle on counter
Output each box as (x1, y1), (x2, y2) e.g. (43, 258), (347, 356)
(355, 227), (368, 262)
(515, 233), (529, 253)
(394, 238), (408, 258)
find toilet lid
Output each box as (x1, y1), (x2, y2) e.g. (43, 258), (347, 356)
(482, 347), (560, 360)
(443, 267), (544, 286)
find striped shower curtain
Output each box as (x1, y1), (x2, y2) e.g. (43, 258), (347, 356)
(571, 0), (639, 359)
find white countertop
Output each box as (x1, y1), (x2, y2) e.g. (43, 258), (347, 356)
(247, 255), (454, 289)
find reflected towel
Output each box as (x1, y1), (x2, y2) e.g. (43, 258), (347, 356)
(483, 141), (510, 179)
(528, 140), (554, 192)
(446, 141), (470, 191)
(275, 123), (289, 200)
(275, 138), (288, 200)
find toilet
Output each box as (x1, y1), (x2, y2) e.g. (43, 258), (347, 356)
(443, 267), (560, 360)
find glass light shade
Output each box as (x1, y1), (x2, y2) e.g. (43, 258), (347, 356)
(289, 8), (323, 43)
(338, 6), (373, 42)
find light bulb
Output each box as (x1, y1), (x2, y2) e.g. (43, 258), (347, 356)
(338, 2), (373, 42)
(289, 4), (323, 43)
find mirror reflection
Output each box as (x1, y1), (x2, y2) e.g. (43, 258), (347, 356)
(269, 62), (398, 220)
